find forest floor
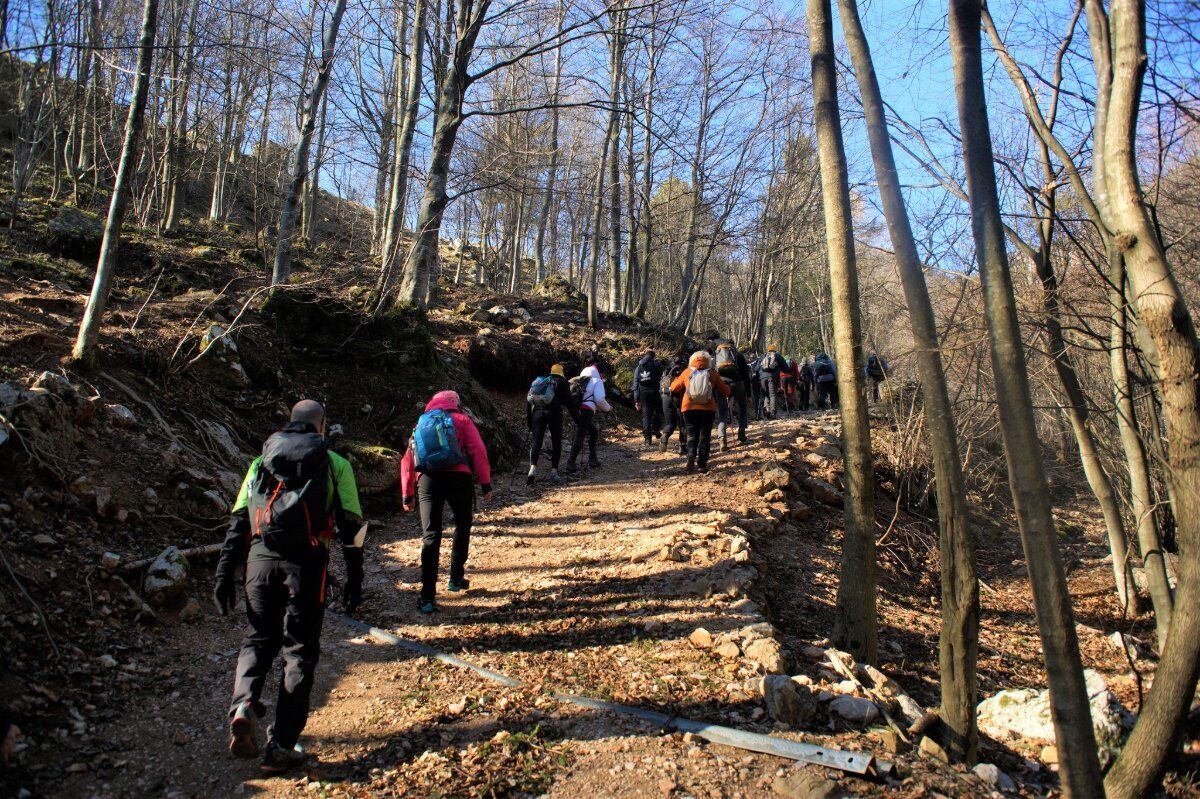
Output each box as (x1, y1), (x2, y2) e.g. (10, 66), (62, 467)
(40, 412), (1172, 799)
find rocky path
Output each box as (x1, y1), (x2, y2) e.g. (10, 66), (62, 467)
(52, 415), (903, 799)
(48, 412), (1141, 799)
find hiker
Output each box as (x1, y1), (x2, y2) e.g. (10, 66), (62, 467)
(797, 355), (814, 412)
(758, 345), (788, 418)
(400, 391), (492, 614)
(865, 352), (890, 402)
(813, 352), (837, 409)
(632, 350), (665, 447)
(659, 354), (689, 455)
(670, 350), (732, 473)
(214, 400), (365, 772)
(713, 340), (751, 448)
(526, 364), (579, 485)
(780, 357), (798, 414)
(747, 352), (765, 420)
(566, 364), (612, 472)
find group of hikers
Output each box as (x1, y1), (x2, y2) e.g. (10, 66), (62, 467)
(210, 342), (891, 773)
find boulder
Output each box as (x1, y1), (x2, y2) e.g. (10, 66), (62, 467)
(827, 695), (879, 726)
(336, 441), (401, 495)
(972, 763), (1016, 792)
(744, 637), (787, 674)
(533, 274), (587, 309)
(762, 675), (819, 727)
(107, 404), (137, 429)
(200, 420), (246, 464)
(689, 627), (714, 649)
(771, 765), (847, 799)
(47, 206), (103, 259)
(762, 466), (791, 490)
(802, 477), (843, 506)
(976, 669), (1133, 749)
(142, 546), (190, 608)
(192, 324), (250, 389)
(729, 535), (749, 555)
(715, 640), (742, 660)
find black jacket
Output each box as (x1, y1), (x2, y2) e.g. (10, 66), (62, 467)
(632, 357), (665, 395)
(527, 374), (578, 426)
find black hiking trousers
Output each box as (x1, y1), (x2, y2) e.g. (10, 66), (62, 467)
(727, 379), (749, 439)
(638, 388), (661, 440)
(816, 380), (837, 409)
(529, 409), (564, 469)
(230, 552), (328, 750)
(567, 407), (598, 465)
(417, 472), (475, 601)
(798, 382), (811, 411)
(684, 409), (717, 469)
(661, 395), (687, 452)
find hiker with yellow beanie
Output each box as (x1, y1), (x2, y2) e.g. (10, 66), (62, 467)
(525, 363), (579, 485)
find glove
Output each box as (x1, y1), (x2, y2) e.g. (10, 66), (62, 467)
(342, 546), (364, 613)
(213, 575), (236, 617)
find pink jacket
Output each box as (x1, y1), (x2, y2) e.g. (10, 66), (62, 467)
(400, 391), (492, 500)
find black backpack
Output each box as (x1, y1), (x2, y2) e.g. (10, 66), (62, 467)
(248, 429), (331, 560)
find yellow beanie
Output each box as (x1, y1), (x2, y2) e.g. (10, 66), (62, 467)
(550, 364), (565, 376)
(767, 344), (778, 351)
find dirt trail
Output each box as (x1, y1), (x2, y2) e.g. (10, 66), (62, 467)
(57, 416), (899, 799)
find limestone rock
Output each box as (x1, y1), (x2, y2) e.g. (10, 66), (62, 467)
(762, 466), (791, 490)
(192, 324), (250, 389)
(976, 669), (1133, 749)
(715, 640), (742, 660)
(336, 441), (401, 495)
(729, 535), (749, 555)
(827, 695), (879, 726)
(802, 477), (843, 506)
(972, 763), (1016, 792)
(771, 765), (847, 799)
(142, 546), (190, 607)
(744, 637), (787, 674)
(762, 675), (818, 727)
(107, 404), (137, 429)
(918, 734), (949, 763)
(689, 628), (714, 649)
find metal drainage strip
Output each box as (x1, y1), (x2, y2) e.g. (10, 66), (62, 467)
(332, 613), (892, 778)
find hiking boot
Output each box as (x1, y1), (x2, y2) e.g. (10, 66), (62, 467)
(549, 469), (561, 484)
(738, 434), (748, 445)
(699, 464), (709, 474)
(644, 436), (653, 448)
(679, 446), (687, 456)
(720, 436), (728, 452)
(448, 577), (470, 592)
(659, 436), (669, 453)
(686, 454), (696, 474)
(526, 465), (536, 486)
(229, 702), (259, 759)
(565, 460), (579, 474)
(588, 457), (601, 468)
(418, 598), (436, 614)
(261, 740), (307, 774)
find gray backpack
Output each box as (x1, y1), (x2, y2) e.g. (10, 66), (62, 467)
(686, 369), (713, 404)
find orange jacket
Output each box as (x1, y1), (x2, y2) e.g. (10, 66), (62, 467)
(670, 356), (731, 412)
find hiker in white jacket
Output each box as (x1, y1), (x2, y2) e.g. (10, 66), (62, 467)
(566, 364), (611, 472)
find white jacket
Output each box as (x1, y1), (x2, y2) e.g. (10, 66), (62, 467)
(579, 365), (612, 412)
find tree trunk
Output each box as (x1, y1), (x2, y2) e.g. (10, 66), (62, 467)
(605, 7), (625, 314)
(70, 0), (158, 364)
(379, 0), (425, 293)
(808, 0), (876, 665)
(271, 0), (347, 287)
(586, 142), (610, 329)
(532, 5), (564, 283)
(948, 0), (1104, 793)
(838, 0), (978, 760)
(1097, 0), (1200, 790)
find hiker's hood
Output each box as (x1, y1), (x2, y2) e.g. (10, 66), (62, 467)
(580, 365), (602, 381)
(689, 351), (712, 369)
(425, 391), (461, 412)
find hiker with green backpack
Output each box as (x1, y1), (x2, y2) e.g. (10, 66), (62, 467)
(525, 363), (578, 485)
(669, 350), (731, 473)
(214, 400), (365, 772)
(400, 391), (493, 614)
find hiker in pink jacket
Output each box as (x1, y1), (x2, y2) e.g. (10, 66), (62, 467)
(399, 391), (492, 613)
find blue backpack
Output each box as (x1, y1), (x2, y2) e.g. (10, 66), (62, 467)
(527, 375), (556, 409)
(411, 409), (466, 471)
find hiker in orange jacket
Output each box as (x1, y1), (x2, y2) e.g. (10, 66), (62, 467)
(669, 350), (731, 473)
